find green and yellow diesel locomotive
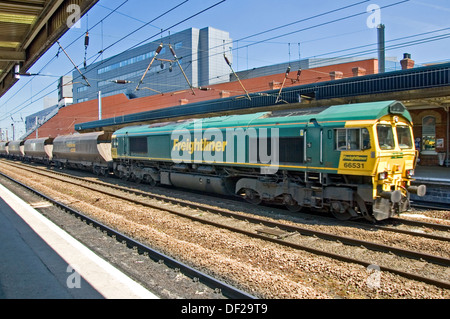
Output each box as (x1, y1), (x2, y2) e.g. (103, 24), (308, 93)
(111, 100), (426, 222)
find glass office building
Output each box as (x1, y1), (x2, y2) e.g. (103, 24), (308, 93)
(73, 27), (232, 103)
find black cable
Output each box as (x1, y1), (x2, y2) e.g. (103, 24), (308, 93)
(309, 27), (450, 61)
(89, 0), (190, 67)
(232, 0), (410, 54)
(136, 0), (409, 81)
(0, 0), (130, 114)
(0, 0), (225, 121)
(237, 0), (370, 44)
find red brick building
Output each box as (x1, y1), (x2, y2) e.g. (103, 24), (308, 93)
(25, 56), (450, 167)
(28, 59), (378, 138)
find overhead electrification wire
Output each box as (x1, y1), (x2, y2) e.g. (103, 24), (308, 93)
(3, 0), (367, 114)
(144, 0), (410, 86)
(0, 0), (130, 114)
(308, 26), (450, 61)
(133, 0), (376, 89)
(130, 0), (226, 51)
(184, 27), (450, 94)
(139, 0), (408, 81)
(232, 0), (410, 54)
(90, 0), (190, 66)
(1, 0), (226, 122)
(73, 0), (225, 88)
(137, 0), (372, 75)
(236, 0), (371, 44)
(320, 32), (450, 62)
(0, 0), (189, 122)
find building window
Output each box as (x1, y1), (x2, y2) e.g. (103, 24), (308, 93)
(422, 116), (436, 153)
(77, 86), (88, 93)
(97, 49), (166, 75)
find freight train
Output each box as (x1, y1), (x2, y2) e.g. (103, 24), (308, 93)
(0, 100), (426, 222)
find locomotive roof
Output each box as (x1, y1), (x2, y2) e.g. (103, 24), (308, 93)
(313, 100), (412, 123)
(113, 100), (411, 135)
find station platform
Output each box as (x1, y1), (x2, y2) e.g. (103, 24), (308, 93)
(414, 165), (450, 184)
(0, 184), (159, 299)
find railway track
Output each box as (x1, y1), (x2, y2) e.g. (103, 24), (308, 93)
(351, 217), (450, 242)
(5, 159), (450, 241)
(1, 160), (449, 293)
(0, 166), (254, 299)
(411, 200), (450, 212)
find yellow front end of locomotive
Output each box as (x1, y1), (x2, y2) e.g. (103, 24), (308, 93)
(371, 115), (424, 220)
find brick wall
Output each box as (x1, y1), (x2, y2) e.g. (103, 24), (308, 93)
(411, 108), (449, 166)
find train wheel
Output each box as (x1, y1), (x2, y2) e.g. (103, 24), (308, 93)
(331, 210), (353, 221)
(285, 203), (303, 212)
(144, 175), (156, 187)
(93, 167), (101, 176)
(330, 202), (353, 221)
(283, 195), (303, 212)
(244, 189), (262, 205)
(119, 171), (128, 180)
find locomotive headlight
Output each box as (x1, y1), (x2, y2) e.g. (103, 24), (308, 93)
(406, 169), (414, 178)
(378, 171), (388, 180)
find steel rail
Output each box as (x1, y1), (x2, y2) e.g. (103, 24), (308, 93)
(20, 164), (450, 266)
(53, 176), (450, 289)
(2, 163), (449, 290)
(346, 219), (450, 242)
(410, 201), (450, 216)
(0, 171), (256, 299)
(4, 159), (449, 237)
(3, 160), (450, 260)
(390, 216), (450, 233)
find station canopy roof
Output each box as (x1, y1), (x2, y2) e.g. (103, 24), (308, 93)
(0, 0), (98, 98)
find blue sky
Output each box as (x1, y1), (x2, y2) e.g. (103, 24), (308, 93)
(1, 0), (450, 138)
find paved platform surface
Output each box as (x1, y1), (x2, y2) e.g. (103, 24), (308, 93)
(0, 184), (159, 299)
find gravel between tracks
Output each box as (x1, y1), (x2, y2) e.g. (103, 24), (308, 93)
(1, 162), (449, 299)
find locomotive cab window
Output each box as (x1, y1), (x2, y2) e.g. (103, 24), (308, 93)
(396, 126), (413, 149)
(377, 125), (395, 150)
(336, 128), (370, 151)
(112, 137), (118, 148)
